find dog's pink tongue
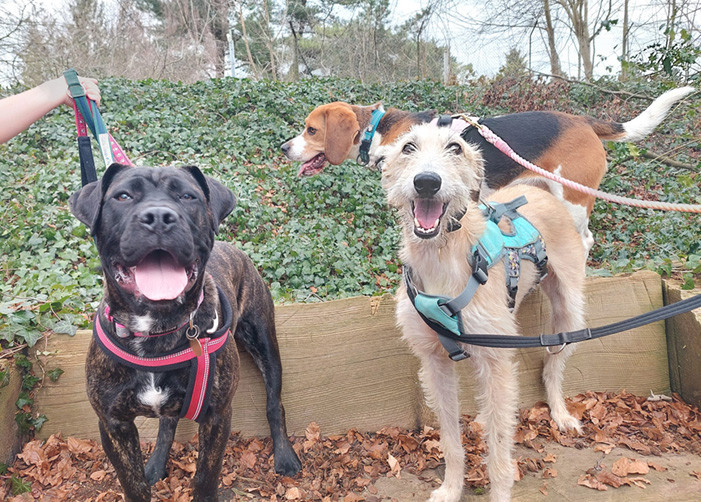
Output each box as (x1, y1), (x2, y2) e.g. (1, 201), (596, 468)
(414, 199), (443, 229)
(134, 252), (188, 301)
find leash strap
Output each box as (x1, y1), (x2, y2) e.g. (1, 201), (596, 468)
(429, 291), (701, 349)
(64, 69), (133, 183)
(357, 109), (385, 165)
(455, 113), (701, 213)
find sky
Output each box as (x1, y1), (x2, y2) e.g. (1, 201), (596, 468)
(388, 0), (697, 78)
(4, 0), (698, 82)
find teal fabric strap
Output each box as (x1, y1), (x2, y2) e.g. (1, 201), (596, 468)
(357, 109), (385, 165)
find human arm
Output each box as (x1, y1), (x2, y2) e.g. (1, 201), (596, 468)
(0, 76), (101, 144)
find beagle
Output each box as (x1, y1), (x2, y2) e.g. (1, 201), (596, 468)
(281, 87), (694, 251)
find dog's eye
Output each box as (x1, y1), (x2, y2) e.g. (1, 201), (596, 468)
(402, 142), (417, 155)
(180, 193), (196, 201)
(307, 127), (317, 136)
(115, 192), (132, 201)
(447, 142), (462, 155)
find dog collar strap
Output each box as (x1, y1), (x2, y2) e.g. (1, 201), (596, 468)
(93, 286), (232, 422)
(357, 109), (385, 165)
(104, 290), (205, 338)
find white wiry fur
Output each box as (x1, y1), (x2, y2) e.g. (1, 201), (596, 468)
(621, 86), (695, 141)
(382, 124), (587, 502)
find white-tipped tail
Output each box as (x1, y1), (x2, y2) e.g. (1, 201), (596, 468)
(622, 86), (695, 141)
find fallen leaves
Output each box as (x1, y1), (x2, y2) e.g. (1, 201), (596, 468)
(516, 390), (701, 456)
(611, 457), (649, 476)
(1, 391), (699, 501)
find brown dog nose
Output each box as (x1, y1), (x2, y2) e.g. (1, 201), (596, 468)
(414, 172), (442, 197)
(139, 206), (179, 232)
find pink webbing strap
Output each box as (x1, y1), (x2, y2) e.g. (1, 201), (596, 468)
(457, 114), (701, 213)
(73, 101), (89, 137)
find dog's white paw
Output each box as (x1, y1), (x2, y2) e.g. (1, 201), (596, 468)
(428, 484), (463, 502)
(551, 411), (582, 434)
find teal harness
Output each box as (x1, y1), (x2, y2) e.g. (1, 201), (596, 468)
(404, 196), (548, 361)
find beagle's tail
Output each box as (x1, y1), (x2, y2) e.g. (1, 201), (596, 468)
(592, 86), (696, 142)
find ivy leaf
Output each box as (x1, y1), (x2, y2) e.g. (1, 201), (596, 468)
(48, 368), (64, 382)
(52, 319), (78, 336)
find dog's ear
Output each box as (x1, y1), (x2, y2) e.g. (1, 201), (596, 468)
(182, 165), (236, 234)
(69, 163), (131, 235)
(324, 106), (359, 165)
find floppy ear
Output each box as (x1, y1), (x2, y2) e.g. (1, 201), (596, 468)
(324, 107), (360, 165)
(182, 165), (236, 234)
(69, 163), (131, 235)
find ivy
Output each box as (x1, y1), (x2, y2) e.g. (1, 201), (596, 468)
(0, 76), (698, 350)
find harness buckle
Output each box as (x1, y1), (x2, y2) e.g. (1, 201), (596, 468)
(472, 250), (489, 285)
(449, 349), (470, 361)
(357, 139), (371, 165)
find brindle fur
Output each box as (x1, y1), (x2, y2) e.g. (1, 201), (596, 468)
(71, 164), (301, 502)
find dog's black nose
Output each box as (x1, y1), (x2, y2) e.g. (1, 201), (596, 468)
(413, 172), (442, 197)
(138, 207), (179, 232)
(281, 141), (290, 155)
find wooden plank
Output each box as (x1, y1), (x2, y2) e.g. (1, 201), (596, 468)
(0, 362), (22, 463)
(33, 271), (668, 442)
(422, 270), (669, 424)
(665, 282), (701, 409)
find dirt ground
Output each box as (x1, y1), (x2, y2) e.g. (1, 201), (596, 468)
(4, 391), (701, 501)
(373, 444), (701, 502)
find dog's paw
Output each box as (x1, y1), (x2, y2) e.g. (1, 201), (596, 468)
(144, 461), (167, 486)
(428, 485), (463, 502)
(274, 446), (302, 476)
(551, 411), (582, 435)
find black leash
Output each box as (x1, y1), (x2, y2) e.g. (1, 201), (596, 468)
(433, 291), (701, 350)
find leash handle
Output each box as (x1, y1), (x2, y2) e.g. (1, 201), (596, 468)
(63, 69), (133, 182)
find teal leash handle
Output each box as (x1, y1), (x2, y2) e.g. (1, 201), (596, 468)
(63, 69), (133, 174)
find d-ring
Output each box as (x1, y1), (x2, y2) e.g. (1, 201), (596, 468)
(546, 343), (567, 355)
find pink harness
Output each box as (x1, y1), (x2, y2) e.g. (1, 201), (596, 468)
(93, 287), (231, 422)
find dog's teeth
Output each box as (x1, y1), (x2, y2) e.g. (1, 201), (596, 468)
(434, 219), (440, 227)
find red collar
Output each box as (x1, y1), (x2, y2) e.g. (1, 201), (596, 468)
(104, 289), (205, 338)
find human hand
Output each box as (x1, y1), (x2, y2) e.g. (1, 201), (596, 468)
(45, 75), (102, 108)
(66, 76), (101, 107)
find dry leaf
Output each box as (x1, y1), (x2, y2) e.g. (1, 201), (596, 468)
(284, 486), (301, 500)
(543, 468), (557, 479)
(90, 470), (107, 481)
(578, 474), (608, 491)
(612, 457), (649, 476)
(387, 453), (400, 478)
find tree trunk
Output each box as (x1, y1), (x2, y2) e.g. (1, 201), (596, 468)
(237, 2), (259, 78)
(288, 21), (300, 81)
(556, 0), (593, 80)
(543, 0), (562, 76)
(620, 0), (629, 80)
(262, 0), (277, 80)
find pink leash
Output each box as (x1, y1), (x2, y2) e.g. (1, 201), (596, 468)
(457, 114), (701, 213)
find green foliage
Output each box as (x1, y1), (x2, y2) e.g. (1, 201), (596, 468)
(11, 475), (32, 495)
(0, 77), (698, 350)
(630, 26), (701, 82)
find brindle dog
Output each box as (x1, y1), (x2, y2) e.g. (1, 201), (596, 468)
(70, 163), (301, 502)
